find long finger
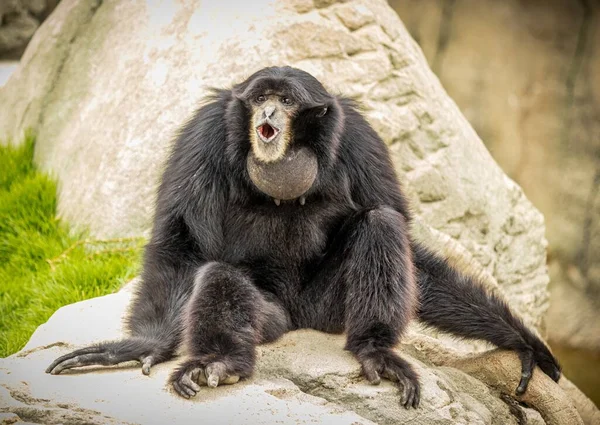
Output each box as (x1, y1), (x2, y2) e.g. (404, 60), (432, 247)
(405, 381), (417, 409)
(516, 350), (535, 396)
(537, 355), (561, 382)
(48, 353), (117, 375)
(173, 381), (190, 399)
(400, 379), (411, 408)
(46, 347), (103, 374)
(181, 373), (201, 393)
(178, 380), (197, 398)
(412, 383), (421, 408)
(191, 367), (202, 384)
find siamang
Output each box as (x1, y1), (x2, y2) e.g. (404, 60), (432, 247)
(47, 66), (560, 409)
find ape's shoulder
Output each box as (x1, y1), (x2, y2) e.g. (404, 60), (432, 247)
(156, 91), (233, 213)
(335, 98), (391, 165)
(168, 90), (236, 167)
(333, 97), (407, 213)
(173, 90), (232, 156)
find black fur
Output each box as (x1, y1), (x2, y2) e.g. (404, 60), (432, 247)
(46, 66), (560, 409)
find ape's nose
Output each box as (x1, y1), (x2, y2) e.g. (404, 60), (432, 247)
(264, 106), (275, 119)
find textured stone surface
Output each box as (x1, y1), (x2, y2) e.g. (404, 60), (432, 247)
(1, 0), (593, 422)
(0, 61), (18, 87)
(3, 283), (594, 425)
(0, 0), (550, 330)
(0, 0), (59, 59)
(390, 0), (600, 352)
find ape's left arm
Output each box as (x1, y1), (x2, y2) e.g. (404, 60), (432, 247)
(340, 100), (560, 396)
(412, 243), (560, 394)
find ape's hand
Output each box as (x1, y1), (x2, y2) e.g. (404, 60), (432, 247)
(515, 339), (561, 395)
(170, 359), (241, 399)
(358, 348), (420, 409)
(45, 338), (169, 376)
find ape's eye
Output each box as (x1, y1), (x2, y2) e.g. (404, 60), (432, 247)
(256, 95), (266, 103)
(281, 97), (293, 105)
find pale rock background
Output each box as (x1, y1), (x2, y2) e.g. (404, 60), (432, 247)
(390, 0), (600, 357)
(0, 0), (598, 423)
(0, 0), (60, 59)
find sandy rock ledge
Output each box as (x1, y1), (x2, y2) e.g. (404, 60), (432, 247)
(1, 282), (597, 425)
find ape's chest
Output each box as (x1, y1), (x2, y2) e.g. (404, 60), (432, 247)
(222, 202), (345, 265)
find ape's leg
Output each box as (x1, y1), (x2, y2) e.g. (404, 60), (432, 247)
(170, 262), (290, 398)
(46, 261), (196, 375)
(306, 207), (420, 409)
(46, 232), (199, 376)
(412, 242), (561, 395)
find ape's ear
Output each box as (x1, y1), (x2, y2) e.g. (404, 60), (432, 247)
(300, 102), (329, 118)
(232, 77), (264, 102)
(232, 85), (250, 102)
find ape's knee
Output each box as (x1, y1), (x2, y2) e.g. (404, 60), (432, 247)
(188, 262), (263, 323)
(350, 206), (410, 253)
(185, 262), (288, 355)
(193, 262), (252, 296)
(361, 206), (407, 229)
(194, 262), (245, 286)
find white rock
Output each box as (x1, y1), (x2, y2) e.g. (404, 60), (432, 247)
(0, 283), (546, 425)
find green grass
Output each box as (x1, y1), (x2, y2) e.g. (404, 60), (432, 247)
(0, 135), (144, 356)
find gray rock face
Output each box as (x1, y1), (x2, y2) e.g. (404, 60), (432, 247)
(0, 282), (583, 425)
(0, 0), (59, 59)
(0, 0), (548, 329)
(390, 0), (600, 352)
(0, 61), (18, 87)
(2, 0), (597, 423)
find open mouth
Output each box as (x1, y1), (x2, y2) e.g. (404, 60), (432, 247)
(256, 123), (280, 143)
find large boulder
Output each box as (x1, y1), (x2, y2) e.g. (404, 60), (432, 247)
(390, 0), (600, 353)
(2, 0), (598, 423)
(2, 280), (598, 425)
(0, 0), (549, 328)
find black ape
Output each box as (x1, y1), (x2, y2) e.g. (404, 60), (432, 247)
(47, 66), (560, 409)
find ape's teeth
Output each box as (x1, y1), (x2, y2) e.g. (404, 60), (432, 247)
(299, 196), (306, 206)
(274, 199), (281, 206)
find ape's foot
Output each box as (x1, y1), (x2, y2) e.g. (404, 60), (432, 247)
(358, 348), (420, 409)
(170, 360), (240, 399)
(515, 341), (561, 396)
(45, 338), (169, 376)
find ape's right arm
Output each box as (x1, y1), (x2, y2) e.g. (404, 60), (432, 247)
(45, 215), (199, 375)
(46, 98), (230, 375)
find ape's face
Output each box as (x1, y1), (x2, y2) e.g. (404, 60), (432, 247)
(228, 67), (342, 202)
(233, 67), (333, 164)
(249, 92), (298, 163)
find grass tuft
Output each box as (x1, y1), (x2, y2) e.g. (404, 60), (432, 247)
(0, 135), (143, 356)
